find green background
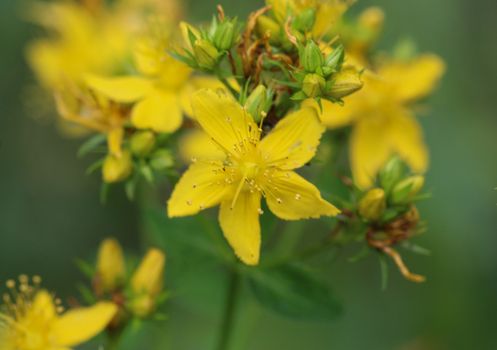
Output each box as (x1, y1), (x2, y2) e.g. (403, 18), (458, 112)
(1, 0), (496, 349)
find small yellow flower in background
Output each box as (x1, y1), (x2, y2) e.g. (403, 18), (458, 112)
(0, 276), (116, 350)
(267, 0), (351, 38)
(129, 248), (166, 318)
(96, 238), (126, 293)
(102, 149), (134, 183)
(168, 89), (340, 265)
(26, 1), (130, 90)
(309, 54), (445, 188)
(85, 30), (226, 135)
(54, 85), (128, 156)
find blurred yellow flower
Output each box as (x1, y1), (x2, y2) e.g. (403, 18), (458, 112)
(86, 32), (224, 134)
(0, 277), (116, 350)
(129, 248), (166, 317)
(267, 0), (350, 37)
(168, 89), (340, 265)
(308, 54), (445, 188)
(54, 85), (128, 156)
(26, 1), (130, 90)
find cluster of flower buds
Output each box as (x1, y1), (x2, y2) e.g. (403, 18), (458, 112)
(101, 131), (175, 188)
(291, 40), (363, 102)
(91, 238), (167, 323)
(176, 10), (242, 71)
(356, 157), (428, 282)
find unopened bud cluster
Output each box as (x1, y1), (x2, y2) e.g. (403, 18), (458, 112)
(92, 238), (167, 322)
(358, 157), (426, 224)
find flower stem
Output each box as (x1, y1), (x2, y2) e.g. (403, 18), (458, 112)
(216, 268), (240, 350)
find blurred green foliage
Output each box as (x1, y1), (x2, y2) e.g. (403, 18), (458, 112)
(1, 0), (496, 349)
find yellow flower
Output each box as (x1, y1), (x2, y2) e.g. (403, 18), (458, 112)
(54, 85), (128, 156)
(129, 248), (166, 318)
(307, 54), (445, 188)
(168, 89), (340, 265)
(0, 277), (116, 350)
(267, 0), (350, 37)
(85, 33), (224, 134)
(96, 238), (126, 292)
(26, 1), (130, 90)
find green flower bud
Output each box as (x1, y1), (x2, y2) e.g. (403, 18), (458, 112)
(193, 39), (220, 70)
(293, 8), (316, 33)
(391, 175), (425, 204)
(213, 20), (239, 51)
(244, 85), (272, 122)
(102, 150), (133, 183)
(130, 131), (156, 157)
(302, 73), (326, 98)
(328, 67), (363, 99)
(358, 188), (386, 221)
(256, 15), (281, 43)
(301, 41), (323, 73)
(150, 149), (174, 171)
(379, 157), (406, 193)
(325, 45), (344, 70)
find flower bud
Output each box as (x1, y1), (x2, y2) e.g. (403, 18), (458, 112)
(213, 20), (239, 51)
(328, 67), (363, 99)
(149, 149), (174, 171)
(302, 73), (326, 98)
(358, 188), (386, 221)
(244, 85), (272, 122)
(96, 238), (126, 292)
(102, 150), (133, 183)
(293, 8), (316, 33)
(130, 131), (155, 157)
(301, 41), (324, 73)
(130, 248), (165, 318)
(193, 39), (220, 70)
(256, 15), (281, 42)
(391, 175), (424, 204)
(324, 45), (344, 70)
(379, 157), (406, 193)
(131, 248), (165, 297)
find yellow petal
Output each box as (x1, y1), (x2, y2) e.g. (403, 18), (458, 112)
(350, 116), (392, 189)
(303, 97), (358, 129)
(85, 74), (153, 103)
(107, 128), (124, 157)
(52, 302), (117, 347)
(389, 109), (428, 173)
(178, 129), (225, 164)
(26, 290), (56, 323)
(258, 107), (324, 170)
(168, 162), (231, 217)
(379, 54), (445, 102)
(131, 90), (183, 133)
(191, 89), (260, 158)
(180, 76), (228, 117)
(264, 170), (340, 220)
(219, 191), (261, 265)
(131, 248), (165, 297)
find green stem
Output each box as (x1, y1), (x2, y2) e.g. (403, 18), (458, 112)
(216, 269), (240, 350)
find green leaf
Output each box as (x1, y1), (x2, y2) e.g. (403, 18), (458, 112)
(85, 158), (104, 175)
(77, 134), (106, 158)
(248, 263), (343, 321)
(74, 258), (95, 278)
